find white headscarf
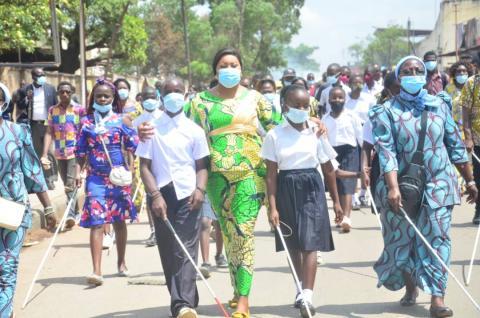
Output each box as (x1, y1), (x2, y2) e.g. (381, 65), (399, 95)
(394, 55), (427, 80)
(0, 82), (12, 112)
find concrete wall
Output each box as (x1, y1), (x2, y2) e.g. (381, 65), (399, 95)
(416, 0), (480, 68)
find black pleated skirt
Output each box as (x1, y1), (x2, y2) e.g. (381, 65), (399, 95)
(334, 144), (359, 195)
(275, 168), (334, 252)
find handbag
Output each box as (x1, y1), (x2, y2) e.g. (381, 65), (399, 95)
(100, 136), (132, 187)
(397, 110), (428, 219)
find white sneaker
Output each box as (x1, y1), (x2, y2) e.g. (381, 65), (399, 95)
(341, 216), (352, 233)
(102, 232), (114, 250)
(177, 307), (198, 318)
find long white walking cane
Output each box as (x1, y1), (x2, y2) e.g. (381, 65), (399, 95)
(276, 225), (313, 318)
(399, 207), (480, 312)
(366, 188), (383, 231)
(472, 152), (480, 166)
(164, 219), (229, 317)
(466, 222), (480, 286)
(22, 187), (79, 309)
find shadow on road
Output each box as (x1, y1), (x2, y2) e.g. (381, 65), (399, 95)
(317, 301), (430, 317)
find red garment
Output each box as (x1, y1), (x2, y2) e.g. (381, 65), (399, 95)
(425, 72), (444, 95)
(309, 84), (316, 97)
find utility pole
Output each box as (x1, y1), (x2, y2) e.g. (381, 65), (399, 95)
(407, 18), (411, 54)
(79, 0), (87, 106)
(454, 0), (459, 61)
(181, 0), (192, 85)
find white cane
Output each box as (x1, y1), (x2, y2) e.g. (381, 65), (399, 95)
(276, 225), (313, 318)
(22, 187), (79, 309)
(466, 222), (480, 286)
(164, 219), (229, 317)
(465, 151), (480, 286)
(366, 188), (383, 232)
(132, 182), (141, 203)
(399, 207), (480, 312)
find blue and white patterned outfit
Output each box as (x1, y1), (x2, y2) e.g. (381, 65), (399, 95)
(0, 120), (48, 317)
(369, 92), (468, 296)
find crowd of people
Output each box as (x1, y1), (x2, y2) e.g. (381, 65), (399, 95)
(0, 48), (480, 318)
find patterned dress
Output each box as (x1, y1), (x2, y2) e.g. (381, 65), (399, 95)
(0, 120), (47, 316)
(186, 89), (280, 297)
(369, 95), (468, 296)
(445, 82), (464, 137)
(75, 112), (139, 227)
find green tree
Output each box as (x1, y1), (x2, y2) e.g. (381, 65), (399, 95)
(284, 44), (319, 72)
(348, 24), (408, 67)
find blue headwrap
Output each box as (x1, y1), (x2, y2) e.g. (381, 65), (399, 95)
(395, 55), (440, 112)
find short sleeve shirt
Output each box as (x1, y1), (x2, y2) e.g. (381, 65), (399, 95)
(460, 75), (480, 144)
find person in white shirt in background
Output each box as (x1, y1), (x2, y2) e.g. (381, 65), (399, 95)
(318, 63), (352, 115)
(256, 77), (282, 138)
(132, 86), (163, 247)
(261, 85), (343, 318)
(137, 78), (209, 318)
(345, 74), (377, 209)
(362, 64), (384, 100)
(323, 87), (363, 233)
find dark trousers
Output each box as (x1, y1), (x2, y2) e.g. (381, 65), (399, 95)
(57, 158), (79, 217)
(152, 183), (200, 316)
(30, 121), (57, 189)
(473, 146), (480, 212)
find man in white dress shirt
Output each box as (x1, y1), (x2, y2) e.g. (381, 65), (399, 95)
(318, 63), (351, 115)
(137, 78), (209, 318)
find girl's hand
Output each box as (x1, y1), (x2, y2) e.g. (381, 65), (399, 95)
(464, 183), (478, 204)
(268, 208), (280, 227)
(138, 122), (155, 142)
(388, 187), (402, 213)
(333, 203), (343, 224)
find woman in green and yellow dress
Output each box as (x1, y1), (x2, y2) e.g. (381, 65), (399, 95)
(185, 48), (281, 318)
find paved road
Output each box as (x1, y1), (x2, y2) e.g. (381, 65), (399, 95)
(14, 201), (480, 317)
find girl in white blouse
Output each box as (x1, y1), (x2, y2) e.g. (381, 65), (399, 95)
(261, 85), (343, 317)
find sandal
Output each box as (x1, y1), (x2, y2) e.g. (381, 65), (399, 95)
(429, 306), (453, 318)
(228, 296), (239, 309)
(231, 312), (249, 318)
(400, 290), (418, 306)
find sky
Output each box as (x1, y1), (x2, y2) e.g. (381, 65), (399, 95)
(291, 0), (440, 76)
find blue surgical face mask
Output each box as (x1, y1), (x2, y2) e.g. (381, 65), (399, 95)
(93, 102), (112, 113)
(283, 80), (292, 86)
(163, 92), (185, 113)
(425, 61), (437, 72)
(218, 68), (241, 88)
(263, 93), (275, 104)
(326, 75), (338, 85)
(118, 88), (129, 100)
(36, 76), (46, 86)
(307, 80), (315, 86)
(400, 76), (427, 95)
(455, 74), (468, 85)
(142, 98), (159, 112)
(285, 106), (309, 124)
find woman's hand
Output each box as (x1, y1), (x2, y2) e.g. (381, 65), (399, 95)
(268, 208), (280, 227)
(138, 122), (155, 141)
(151, 194), (168, 220)
(465, 183), (479, 204)
(44, 208), (57, 232)
(40, 156), (51, 170)
(188, 189), (204, 212)
(361, 167), (371, 188)
(388, 187), (402, 213)
(333, 202), (343, 224)
(465, 138), (474, 153)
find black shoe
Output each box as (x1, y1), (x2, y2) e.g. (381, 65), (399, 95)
(429, 305), (453, 317)
(473, 210), (480, 225)
(293, 293), (302, 308)
(300, 301), (315, 318)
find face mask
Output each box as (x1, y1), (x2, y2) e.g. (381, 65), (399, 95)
(36, 76), (46, 86)
(307, 80), (315, 86)
(93, 102), (112, 113)
(283, 80), (292, 86)
(351, 83), (363, 91)
(142, 98), (159, 112)
(425, 61), (437, 72)
(455, 74), (468, 85)
(400, 76), (427, 95)
(285, 106), (309, 124)
(263, 93), (275, 104)
(330, 101), (344, 113)
(118, 88), (129, 100)
(326, 75), (338, 85)
(218, 68), (241, 88)
(339, 75), (349, 85)
(163, 92), (185, 113)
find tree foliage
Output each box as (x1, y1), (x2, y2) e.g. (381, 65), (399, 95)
(284, 44), (319, 73)
(348, 24), (409, 67)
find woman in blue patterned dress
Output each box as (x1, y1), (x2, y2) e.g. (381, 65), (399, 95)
(369, 56), (478, 318)
(0, 82), (57, 317)
(75, 79), (138, 286)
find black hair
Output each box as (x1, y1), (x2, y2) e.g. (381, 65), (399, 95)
(423, 50), (437, 60)
(449, 61), (474, 78)
(31, 67), (43, 76)
(256, 78), (276, 92)
(57, 81), (73, 91)
(328, 86), (345, 98)
(280, 84), (308, 107)
(113, 78), (131, 90)
(349, 73), (363, 84)
(212, 48), (243, 75)
(383, 71), (397, 90)
(209, 78), (218, 89)
(291, 77), (308, 90)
